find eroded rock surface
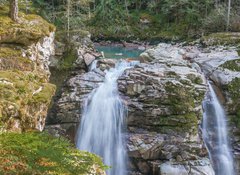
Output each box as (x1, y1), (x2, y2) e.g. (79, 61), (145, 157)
(49, 43), (218, 174)
(142, 43), (240, 174)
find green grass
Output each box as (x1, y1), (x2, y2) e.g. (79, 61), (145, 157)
(0, 132), (107, 175)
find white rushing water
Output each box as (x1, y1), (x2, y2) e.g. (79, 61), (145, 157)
(77, 60), (137, 175)
(202, 82), (235, 175)
(89, 60), (98, 71)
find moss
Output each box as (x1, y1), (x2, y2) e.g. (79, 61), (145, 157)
(0, 47), (34, 71)
(0, 70), (55, 105)
(237, 47), (240, 56)
(237, 110), (240, 128)
(187, 74), (203, 84)
(220, 59), (240, 72)
(163, 81), (195, 114)
(226, 77), (240, 101)
(231, 111), (240, 128)
(151, 113), (198, 134)
(0, 132), (107, 174)
(32, 83), (56, 104)
(59, 50), (78, 70)
(223, 77), (240, 116)
(0, 4), (55, 46)
(165, 71), (178, 78)
(202, 32), (240, 46)
(0, 70), (56, 131)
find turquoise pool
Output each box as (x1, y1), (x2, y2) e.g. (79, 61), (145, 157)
(95, 46), (144, 59)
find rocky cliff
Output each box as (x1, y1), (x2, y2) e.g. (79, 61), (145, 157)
(0, 6), (56, 132)
(49, 43), (221, 174)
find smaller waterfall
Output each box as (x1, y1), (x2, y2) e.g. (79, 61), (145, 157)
(89, 60), (98, 71)
(77, 60), (138, 175)
(202, 82), (235, 175)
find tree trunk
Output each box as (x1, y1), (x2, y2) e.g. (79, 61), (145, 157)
(226, 0), (231, 31)
(124, 0), (129, 17)
(9, 0), (18, 22)
(67, 0), (70, 40)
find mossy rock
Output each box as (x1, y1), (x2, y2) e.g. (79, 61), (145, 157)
(0, 132), (107, 175)
(220, 58), (240, 72)
(0, 5), (55, 46)
(0, 70), (56, 131)
(163, 81), (195, 114)
(154, 113), (199, 135)
(223, 77), (240, 115)
(202, 32), (240, 46)
(225, 77), (240, 102)
(0, 47), (34, 71)
(187, 74), (203, 84)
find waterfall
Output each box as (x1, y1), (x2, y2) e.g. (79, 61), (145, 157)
(202, 82), (235, 175)
(77, 60), (137, 175)
(89, 60), (98, 71)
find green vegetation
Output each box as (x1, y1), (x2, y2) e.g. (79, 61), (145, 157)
(0, 3), (55, 46)
(0, 70), (56, 131)
(0, 132), (106, 174)
(1, 0), (240, 42)
(225, 77), (240, 102)
(16, 0), (239, 41)
(223, 77), (240, 129)
(155, 113), (198, 135)
(59, 49), (78, 70)
(202, 32), (240, 45)
(0, 47), (34, 71)
(2, 0), (240, 42)
(0, 70), (54, 104)
(220, 58), (240, 71)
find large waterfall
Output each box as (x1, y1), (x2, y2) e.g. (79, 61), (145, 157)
(77, 61), (136, 175)
(202, 82), (235, 175)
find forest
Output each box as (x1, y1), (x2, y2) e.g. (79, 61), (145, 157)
(2, 0), (240, 40)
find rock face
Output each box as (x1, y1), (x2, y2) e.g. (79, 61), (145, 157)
(141, 44), (240, 174)
(49, 43), (216, 174)
(25, 32), (55, 76)
(147, 43), (240, 174)
(120, 44), (213, 174)
(46, 33), (101, 140)
(0, 15), (56, 132)
(189, 46), (240, 174)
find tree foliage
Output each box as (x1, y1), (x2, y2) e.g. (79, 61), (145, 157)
(2, 0), (239, 39)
